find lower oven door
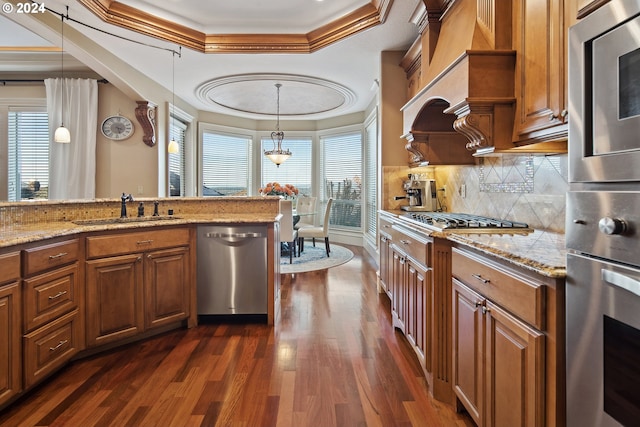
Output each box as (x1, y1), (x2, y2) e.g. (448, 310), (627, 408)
(567, 253), (640, 427)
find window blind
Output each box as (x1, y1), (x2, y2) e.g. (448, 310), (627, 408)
(201, 131), (251, 196)
(8, 109), (49, 201)
(321, 132), (362, 229)
(364, 117), (378, 240)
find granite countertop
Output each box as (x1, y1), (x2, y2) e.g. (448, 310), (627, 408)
(383, 210), (566, 278)
(0, 213), (280, 249)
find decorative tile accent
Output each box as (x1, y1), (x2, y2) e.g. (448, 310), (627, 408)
(478, 155), (534, 193)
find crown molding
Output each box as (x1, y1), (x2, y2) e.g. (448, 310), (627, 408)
(76, 0), (392, 54)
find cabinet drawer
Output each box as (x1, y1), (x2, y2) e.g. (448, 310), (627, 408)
(452, 248), (545, 329)
(23, 263), (79, 333)
(379, 216), (394, 238)
(23, 239), (79, 277)
(23, 309), (80, 388)
(390, 224), (430, 267)
(0, 251), (20, 285)
(86, 228), (190, 259)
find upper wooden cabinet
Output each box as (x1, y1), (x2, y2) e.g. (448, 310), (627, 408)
(511, 0), (577, 151)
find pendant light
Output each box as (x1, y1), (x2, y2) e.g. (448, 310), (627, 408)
(54, 9), (70, 143)
(168, 47), (180, 154)
(264, 83), (291, 167)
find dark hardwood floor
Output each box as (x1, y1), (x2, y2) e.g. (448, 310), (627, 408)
(0, 245), (474, 427)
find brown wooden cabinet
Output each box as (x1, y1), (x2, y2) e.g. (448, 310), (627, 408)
(453, 279), (545, 427)
(85, 228), (192, 348)
(377, 214), (394, 298)
(144, 246), (190, 329)
(388, 222), (433, 380)
(86, 253), (144, 347)
(452, 246), (564, 427)
(512, 0), (577, 149)
(21, 239), (83, 389)
(0, 252), (21, 408)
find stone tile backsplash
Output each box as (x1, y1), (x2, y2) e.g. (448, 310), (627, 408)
(384, 153), (568, 233)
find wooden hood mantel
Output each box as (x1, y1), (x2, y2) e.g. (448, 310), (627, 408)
(402, 49), (516, 161)
(401, 0), (517, 162)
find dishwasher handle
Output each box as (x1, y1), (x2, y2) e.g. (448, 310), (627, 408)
(204, 232), (264, 239)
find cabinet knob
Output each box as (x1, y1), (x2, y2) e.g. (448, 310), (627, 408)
(48, 252), (68, 260)
(549, 110), (568, 122)
(49, 340), (68, 352)
(48, 290), (68, 300)
(482, 306), (490, 315)
(472, 273), (490, 284)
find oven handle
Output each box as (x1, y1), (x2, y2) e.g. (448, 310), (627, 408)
(602, 269), (640, 298)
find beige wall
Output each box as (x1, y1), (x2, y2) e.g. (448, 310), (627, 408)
(95, 84), (159, 198)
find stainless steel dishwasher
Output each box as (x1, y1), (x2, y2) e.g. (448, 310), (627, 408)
(196, 225), (268, 321)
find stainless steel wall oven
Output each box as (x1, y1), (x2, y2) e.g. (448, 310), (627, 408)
(567, 1), (640, 426)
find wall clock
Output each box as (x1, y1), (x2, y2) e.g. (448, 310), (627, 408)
(101, 115), (135, 140)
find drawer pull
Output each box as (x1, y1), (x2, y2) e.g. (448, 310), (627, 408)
(48, 252), (68, 260)
(400, 239), (410, 245)
(49, 340), (68, 352)
(472, 274), (490, 284)
(382, 224), (391, 228)
(136, 240), (153, 245)
(48, 290), (68, 300)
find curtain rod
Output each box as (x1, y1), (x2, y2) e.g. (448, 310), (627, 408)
(1, 78), (109, 85)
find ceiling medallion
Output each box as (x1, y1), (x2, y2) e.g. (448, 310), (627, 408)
(195, 74), (357, 118)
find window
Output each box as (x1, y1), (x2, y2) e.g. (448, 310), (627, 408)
(7, 109), (49, 201)
(201, 130), (252, 196)
(261, 137), (312, 195)
(321, 131), (362, 229)
(168, 118), (186, 197)
(364, 113), (378, 241)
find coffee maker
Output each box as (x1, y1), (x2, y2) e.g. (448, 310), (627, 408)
(395, 177), (437, 211)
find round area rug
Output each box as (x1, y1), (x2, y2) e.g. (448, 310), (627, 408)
(281, 243), (354, 274)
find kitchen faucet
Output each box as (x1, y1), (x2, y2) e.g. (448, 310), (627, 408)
(120, 193), (134, 218)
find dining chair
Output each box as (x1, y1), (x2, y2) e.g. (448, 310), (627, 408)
(297, 198), (333, 257)
(294, 196), (317, 230)
(279, 199), (297, 263)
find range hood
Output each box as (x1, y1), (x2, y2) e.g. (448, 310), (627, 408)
(401, 1), (557, 162)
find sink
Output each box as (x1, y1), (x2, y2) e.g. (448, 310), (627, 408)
(73, 216), (181, 226)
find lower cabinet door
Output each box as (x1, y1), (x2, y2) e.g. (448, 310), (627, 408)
(407, 259), (429, 366)
(485, 300), (545, 427)
(0, 282), (21, 406)
(86, 254), (144, 347)
(144, 246), (190, 329)
(452, 279), (484, 426)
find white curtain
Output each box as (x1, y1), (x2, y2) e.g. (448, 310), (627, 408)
(45, 78), (98, 199)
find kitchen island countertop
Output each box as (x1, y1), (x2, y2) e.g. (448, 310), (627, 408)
(0, 197), (282, 249)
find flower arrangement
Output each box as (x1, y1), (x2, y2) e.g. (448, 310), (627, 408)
(259, 182), (299, 198)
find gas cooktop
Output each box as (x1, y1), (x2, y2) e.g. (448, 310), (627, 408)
(404, 212), (530, 232)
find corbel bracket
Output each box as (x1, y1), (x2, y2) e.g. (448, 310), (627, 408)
(134, 100), (157, 147)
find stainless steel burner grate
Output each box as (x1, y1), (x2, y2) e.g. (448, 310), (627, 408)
(406, 212), (529, 230)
